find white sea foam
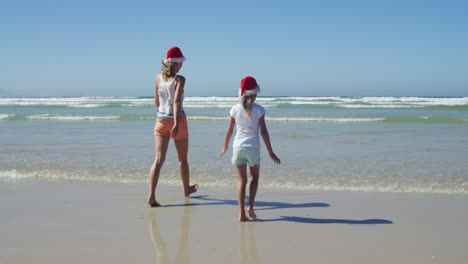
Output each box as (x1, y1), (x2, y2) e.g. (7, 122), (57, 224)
(0, 114), (11, 120)
(0, 170), (38, 180)
(0, 97), (152, 108)
(67, 104), (106, 108)
(186, 116), (385, 122)
(188, 116), (228, 120)
(5, 114), (463, 123)
(6, 114), (388, 122)
(266, 117), (385, 122)
(185, 96), (238, 102)
(184, 104), (235, 108)
(261, 181), (467, 194)
(338, 104), (424, 109)
(1, 169), (466, 194)
(285, 101), (336, 105)
(1, 96), (467, 108)
(26, 114), (120, 120)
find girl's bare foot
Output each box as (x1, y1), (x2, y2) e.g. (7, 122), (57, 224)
(185, 183), (199, 197)
(239, 215), (247, 222)
(247, 207), (257, 221)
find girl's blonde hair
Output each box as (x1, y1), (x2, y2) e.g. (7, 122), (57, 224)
(241, 95), (254, 118)
(161, 60), (177, 80)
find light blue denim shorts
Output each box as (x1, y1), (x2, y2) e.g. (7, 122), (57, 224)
(231, 147), (260, 166)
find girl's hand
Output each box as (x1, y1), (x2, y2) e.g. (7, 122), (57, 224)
(170, 124), (179, 138)
(220, 146), (228, 156)
(269, 152), (281, 165)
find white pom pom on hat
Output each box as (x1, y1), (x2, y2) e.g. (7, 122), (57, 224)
(163, 46), (186, 64)
(239, 76), (261, 97)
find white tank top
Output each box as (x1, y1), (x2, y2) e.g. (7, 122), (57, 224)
(157, 74), (184, 120)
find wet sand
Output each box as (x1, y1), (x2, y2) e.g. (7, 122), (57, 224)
(1, 181), (467, 263)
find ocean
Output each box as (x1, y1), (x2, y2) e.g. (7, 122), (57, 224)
(1, 96), (467, 194)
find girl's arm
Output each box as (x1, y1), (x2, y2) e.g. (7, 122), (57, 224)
(220, 117), (235, 156)
(155, 74), (161, 108)
(259, 116), (281, 164)
(171, 75), (186, 138)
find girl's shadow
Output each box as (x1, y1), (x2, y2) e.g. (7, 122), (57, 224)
(189, 195), (393, 225)
(258, 216), (392, 224)
(190, 195), (330, 210)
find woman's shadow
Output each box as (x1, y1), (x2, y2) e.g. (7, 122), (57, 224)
(188, 195), (392, 225)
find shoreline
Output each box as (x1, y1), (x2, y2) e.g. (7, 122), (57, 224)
(1, 181), (467, 263)
(2, 175), (467, 196)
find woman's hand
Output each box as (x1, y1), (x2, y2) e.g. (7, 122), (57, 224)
(170, 124), (179, 138)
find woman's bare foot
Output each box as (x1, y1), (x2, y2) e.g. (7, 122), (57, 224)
(185, 183), (199, 197)
(147, 197), (161, 207)
(148, 201), (161, 207)
(247, 207), (257, 221)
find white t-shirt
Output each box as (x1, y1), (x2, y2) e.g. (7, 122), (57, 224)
(229, 103), (265, 148)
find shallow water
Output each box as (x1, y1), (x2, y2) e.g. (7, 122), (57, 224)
(1, 96), (467, 194)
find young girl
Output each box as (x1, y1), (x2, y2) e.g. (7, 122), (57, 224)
(147, 46), (198, 207)
(220, 76), (281, 221)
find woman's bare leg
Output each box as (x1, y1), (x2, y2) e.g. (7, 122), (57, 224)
(174, 137), (198, 197)
(147, 135), (170, 206)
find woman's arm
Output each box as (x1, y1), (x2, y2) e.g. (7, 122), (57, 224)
(259, 116), (281, 164)
(171, 75), (186, 138)
(155, 74), (161, 108)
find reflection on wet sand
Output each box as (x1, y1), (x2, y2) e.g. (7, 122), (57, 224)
(148, 202), (191, 264)
(176, 205), (189, 264)
(149, 201), (261, 264)
(239, 222), (259, 264)
(149, 209), (169, 264)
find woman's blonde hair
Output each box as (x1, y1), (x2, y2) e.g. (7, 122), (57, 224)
(161, 60), (177, 80)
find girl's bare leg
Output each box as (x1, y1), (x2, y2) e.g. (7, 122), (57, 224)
(247, 165), (260, 220)
(147, 135), (170, 206)
(174, 137), (198, 197)
(236, 164), (248, 222)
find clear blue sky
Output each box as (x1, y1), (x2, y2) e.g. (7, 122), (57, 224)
(1, 0), (467, 97)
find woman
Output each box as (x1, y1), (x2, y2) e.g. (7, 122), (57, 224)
(147, 46), (198, 207)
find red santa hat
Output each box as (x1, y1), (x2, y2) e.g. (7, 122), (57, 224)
(239, 76), (261, 97)
(163, 46), (186, 64)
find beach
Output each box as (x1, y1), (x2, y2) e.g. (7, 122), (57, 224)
(1, 96), (467, 263)
(3, 0), (468, 261)
(1, 181), (467, 264)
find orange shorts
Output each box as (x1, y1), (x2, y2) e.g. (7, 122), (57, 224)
(154, 112), (189, 140)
